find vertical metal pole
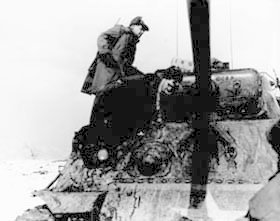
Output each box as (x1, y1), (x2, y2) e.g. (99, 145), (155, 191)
(176, 0), (179, 57)
(187, 0), (211, 210)
(229, 0), (234, 69)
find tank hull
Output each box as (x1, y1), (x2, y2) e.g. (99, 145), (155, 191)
(29, 119), (278, 221)
(16, 68), (280, 221)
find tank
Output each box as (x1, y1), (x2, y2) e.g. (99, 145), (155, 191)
(16, 67), (280, 221)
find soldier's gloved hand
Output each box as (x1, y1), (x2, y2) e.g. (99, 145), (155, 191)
(160, 79), (177, 95)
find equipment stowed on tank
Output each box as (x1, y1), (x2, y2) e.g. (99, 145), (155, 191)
(16, 65), (280, 221)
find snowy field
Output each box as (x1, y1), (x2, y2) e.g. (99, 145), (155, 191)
(0, 159), (255, 221)
(0, 160), (65, 221)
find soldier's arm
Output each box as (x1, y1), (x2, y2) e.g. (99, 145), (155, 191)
(98, 25), (129, 72)
(111, 33), (131, 75)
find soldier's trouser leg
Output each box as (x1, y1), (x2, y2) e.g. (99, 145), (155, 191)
(89, 100), (97, 125)
(89, 93), (104, 126)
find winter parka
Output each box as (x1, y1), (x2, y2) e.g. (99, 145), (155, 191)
(81, 24), (140, 95)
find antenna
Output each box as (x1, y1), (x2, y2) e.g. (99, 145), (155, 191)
(229, 0), (234, 69)
(115, 17), (121, 25)
(176, 0), (179, 57)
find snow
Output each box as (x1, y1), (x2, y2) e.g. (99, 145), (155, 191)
(205, 191), (247, 221)
(0, 159), (252, 221)
(0, 160), (65, 221)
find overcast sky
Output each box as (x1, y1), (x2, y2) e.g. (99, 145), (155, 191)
(0, 0), (279, 160)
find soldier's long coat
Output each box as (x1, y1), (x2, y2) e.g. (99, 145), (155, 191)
(81, 25), (139, 95)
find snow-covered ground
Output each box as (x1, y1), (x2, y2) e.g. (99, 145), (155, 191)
(0, 159), (254, 221)
(0, 160), (65, 221)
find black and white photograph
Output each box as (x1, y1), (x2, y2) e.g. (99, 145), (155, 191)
(1, 0), (280, 220)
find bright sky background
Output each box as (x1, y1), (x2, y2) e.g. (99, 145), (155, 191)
(0, 0), (279, 159)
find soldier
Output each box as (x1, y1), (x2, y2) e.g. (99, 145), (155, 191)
(81, 16), (149, 124)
